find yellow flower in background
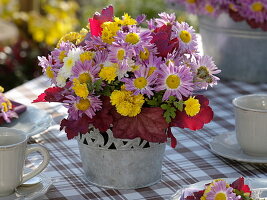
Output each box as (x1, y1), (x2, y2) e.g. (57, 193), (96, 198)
(184, 96), (201, 117)
(0, 86), (4, 93)
(1, 0), (79, 47)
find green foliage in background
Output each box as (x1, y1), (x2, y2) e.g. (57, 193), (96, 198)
(78, 0), (198, 29)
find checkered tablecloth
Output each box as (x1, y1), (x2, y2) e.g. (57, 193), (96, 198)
(4, 76), (267, 200)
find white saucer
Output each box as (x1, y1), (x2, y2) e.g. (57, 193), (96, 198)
(209, 132), (267, 164)
(1, 106), (53, 136)
(0, 173), (53, 200)
(171, 178), (267, 200)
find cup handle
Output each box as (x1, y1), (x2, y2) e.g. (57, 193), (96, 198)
(22, 144), (50, 183)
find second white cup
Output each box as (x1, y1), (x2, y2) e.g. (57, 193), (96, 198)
(233, 94), (267, 156)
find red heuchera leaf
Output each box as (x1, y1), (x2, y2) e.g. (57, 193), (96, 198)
(92, 97), (113, 132)
(60, 114), (93, 139)
(32, 93), (47, 103)
(230, 177), (252, 195)
(32, 87), (66, 103)
(167, 128), (177, 148)
(89, 18), (102, 37)
(89, 5), (114, 36)
(170, 95), (213, 131)
(151, 24), (179, 58)
(229, 9), (244, 22)
(246, 19), (261, 29)
(111, 107), (169, 143)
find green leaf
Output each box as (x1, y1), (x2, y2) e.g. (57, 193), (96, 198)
(174, 101), (184, 112)
(93, 79), (103, 92)
(168, 96), (176, 102)
(163, 111), (171, 123)
(161, 104), (169, 110)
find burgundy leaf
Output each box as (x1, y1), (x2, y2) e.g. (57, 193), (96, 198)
(112, 107), (169, 143)
(151, 24), (179, 58)
(60, 114), (93, 139)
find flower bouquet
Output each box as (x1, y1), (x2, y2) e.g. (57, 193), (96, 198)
(0, 86), (26, 125)
(167, 0), (267, 83)
(168, 0), (267, 30)
(33, 6), (220, 188)
(174, 177), (255, 200)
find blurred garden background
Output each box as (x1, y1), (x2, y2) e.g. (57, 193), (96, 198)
(0, 0), (197, 91)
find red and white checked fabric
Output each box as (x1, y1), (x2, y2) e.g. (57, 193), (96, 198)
(4, 76), (267, 200)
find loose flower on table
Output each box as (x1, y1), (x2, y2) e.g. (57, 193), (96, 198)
(33, 6), (220, 148)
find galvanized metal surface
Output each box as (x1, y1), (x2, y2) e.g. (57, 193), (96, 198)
(76, 129), (166, 189)
(199, 14), (267, 83)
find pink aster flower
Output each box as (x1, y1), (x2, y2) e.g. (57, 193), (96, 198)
(206, 180), (240, 200)
(198, 1), (222, 17)
(155, 62), (194, 101)
(51, 42), (75, 67)
(71, 60), (100, 83)
(155, 12), (176, 27)
(38, 55), (57, 84)
(115, 27), (153, 53)
(0, 94), (18, 123)
(94, 50), (108, 65)
(64, 95), (102, 120)
(239, 0), (267, 23)
(122, 66), (157, 98)
(192, 55), (221, 89)
(146, 54), (164, 76)
(174, 22), (198, 53)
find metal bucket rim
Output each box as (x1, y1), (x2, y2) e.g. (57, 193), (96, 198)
(77, 138), (166, 152)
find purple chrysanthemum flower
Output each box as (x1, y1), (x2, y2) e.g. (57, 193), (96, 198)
(71, 60), (100, 83)
(192, 55), (221, 89)
(146, 54), (164, 76)
(155, 12), (176, 26)
(122, 66), (157, 98)
(136, 14), (146, 24)
(198, 1), (222, 17)
(206, 180), (240, 200)
(108, 42), (131, 64)
(174, 22), (198, 53)
(155, 62), (194, 101)
(38, 55), (57, 84)
(85, 36), (107, 51)
(64, 95), (102, 120)
(51, 42), (75, 67)
(94, 50), (108, 65)
(115, 27), (153, 53)
(239, 0), (267, 23)
(0, 94), (18, 123)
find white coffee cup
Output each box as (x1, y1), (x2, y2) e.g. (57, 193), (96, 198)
(0, 127), (50, 196)
(232, 94), (267, 156)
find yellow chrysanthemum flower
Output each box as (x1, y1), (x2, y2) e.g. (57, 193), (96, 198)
(184, 96), (201, 117)
(99, 64), (117, 83)
(116, 101), (133, 116)
(45, 66), (54, 79)
(57, 32), (82, 48)
(72, 78), (89, 99)
(101, 21), (120, 44)
(80, 51), (95, 63)
(110, 90), (129, 106)
(114, 13), (137, 26)
(110, 90), (144, 117)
